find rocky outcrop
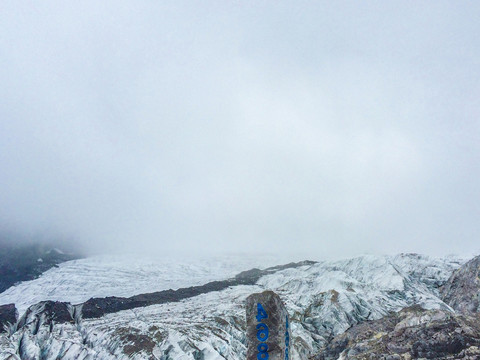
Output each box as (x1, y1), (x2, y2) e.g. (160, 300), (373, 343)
(312, 255), (480, 359)
(312, 305), (480, 359)
(17, 301), (74, 330)
(441, 255), (480, 315)
(0, 242), (81, 293)
(0, 304), (17, 333)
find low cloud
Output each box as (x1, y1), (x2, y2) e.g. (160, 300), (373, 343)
(1, 1), (479, 259)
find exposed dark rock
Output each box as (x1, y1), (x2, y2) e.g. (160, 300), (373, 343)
(81, 279), (242, 319)
(441, 255), (480, 315)
(312, 305), (480, 359)
(114, 327), (156, 357)
(0, 242), (82, 293)
(235, 268), (264, 281)
(0, 304), (17, 333)
(122, 333), (156, 357)
(266, 260), (316, 272)
(82, 296), (148, 319)
(17, 301), (74, 332)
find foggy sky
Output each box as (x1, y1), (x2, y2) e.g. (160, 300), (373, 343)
(1, 1), (479, 258)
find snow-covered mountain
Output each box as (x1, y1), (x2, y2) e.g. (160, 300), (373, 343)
(0, 253), (470, 359)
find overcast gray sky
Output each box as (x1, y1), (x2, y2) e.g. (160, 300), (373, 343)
(1, 1), (479, 258)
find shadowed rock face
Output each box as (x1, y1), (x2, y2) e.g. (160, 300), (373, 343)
(17, 301), (74, 329)
(441, 255), (480, 315)
(0, 242), (81, 293)
(0, 304), (17, 333)
(312, 306), (480, 360)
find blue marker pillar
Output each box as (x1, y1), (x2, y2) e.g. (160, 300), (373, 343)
(246, 291), (291, 360)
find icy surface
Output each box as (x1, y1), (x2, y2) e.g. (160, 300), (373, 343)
(0, 253), (468, 360)
(0, 253), (294, 315)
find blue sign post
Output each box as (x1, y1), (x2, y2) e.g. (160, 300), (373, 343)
(246, 291), (291, 360)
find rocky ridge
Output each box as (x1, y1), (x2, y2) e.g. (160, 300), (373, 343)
(313, 255), (480, 359)
(441, 255), (480, 316)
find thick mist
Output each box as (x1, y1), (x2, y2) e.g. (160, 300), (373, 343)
(1, 1), (480, 259)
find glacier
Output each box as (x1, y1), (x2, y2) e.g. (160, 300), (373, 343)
(0, 253), (467, 359)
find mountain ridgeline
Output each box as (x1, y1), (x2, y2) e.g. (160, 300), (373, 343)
(0, 253), (479, 359)
(0, 242), (81, 293)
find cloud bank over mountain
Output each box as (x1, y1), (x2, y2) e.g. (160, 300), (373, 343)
(1, 1), (480, 257)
